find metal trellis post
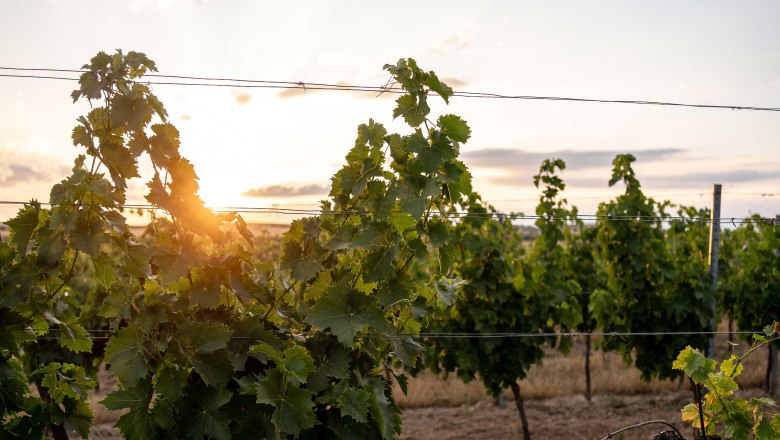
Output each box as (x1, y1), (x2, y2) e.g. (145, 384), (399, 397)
(707, 184), (722, 358)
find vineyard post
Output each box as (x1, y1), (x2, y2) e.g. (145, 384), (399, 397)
(706, 183), (722, 357)
(772, 215), (779, 395)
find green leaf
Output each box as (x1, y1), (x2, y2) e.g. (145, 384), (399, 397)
(149, 123), (181, 166)
(278, 346), (316, 384)
(390, 335), (425, 365)
(154, 361), (186, 401)
(388, 211), (417, 233)
(191, 351), (234, 388)
(366, 378), (401, 440)
(101, 378), (155, 440)
(416, 136), (454, 173)
(356, 119), (387, 148)
(438, 114), (471, 143)
(402, 196), (428, 219)
(104, 324), (149, 386)
(183, 386), (233, 440)
(426, 219), (450, 247)
(6, 202), (42, 253)
(281, 239), (324, 282)
(256, 370), (317, 436)
(433, 277), (465, 307)
(393, 94), (428, 127)
(673, 346), (715, 384)
(364, 240), (400, 283)
(0, 359), (30, 414)
(58, 399), (94, 439)
(337, 388), (371, 423)
(251, 343), (315, 384)
(43, 311), (93, 353)
(305, 284), (389, 346)
(92, 255), (118, 290)
(36, 363), (95, 404)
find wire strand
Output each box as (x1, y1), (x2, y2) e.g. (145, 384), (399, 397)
(0, 200), (775, 224)
(2, 67), (779, 112)
(0, 330), (766, 341)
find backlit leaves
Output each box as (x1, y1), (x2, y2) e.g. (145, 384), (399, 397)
(306, 285), (388, 346)
(104, 324), (149, 386)
(3, 51), (472, 439)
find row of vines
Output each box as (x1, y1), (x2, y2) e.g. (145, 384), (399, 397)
(0, 50), (777, 439)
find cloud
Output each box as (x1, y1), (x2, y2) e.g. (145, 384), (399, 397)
(484, 163), (777, 190)
(231, 91), (252, 105)
(427, 25), (475, 53)
(441, 77), (468, 89)
(463, 147), (683, 177)
(0, 164), (40, 185)
(638, 170), (779, 188)
(242, 184), (329, 198)
(276, 86), (326, 99)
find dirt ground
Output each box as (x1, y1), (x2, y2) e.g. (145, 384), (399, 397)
(398, 387), (776, 440)
(399, 391), (691, 440)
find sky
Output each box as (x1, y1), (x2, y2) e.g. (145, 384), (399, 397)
(1, 0), (778, 226)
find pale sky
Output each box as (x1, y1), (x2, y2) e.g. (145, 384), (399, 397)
(1, 0), (778, 225)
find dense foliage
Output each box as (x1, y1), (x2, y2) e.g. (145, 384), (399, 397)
(423, 159), (581, 440)
(592, 154), (714, 380)
(1, 50), (776, 440)
(0, 51), (473, 439)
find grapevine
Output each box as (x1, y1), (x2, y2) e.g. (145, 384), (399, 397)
(0, 51), (472, 439)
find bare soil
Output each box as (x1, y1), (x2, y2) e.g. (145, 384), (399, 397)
(399, 391), (690, 440)
(398, 387), (775, 440)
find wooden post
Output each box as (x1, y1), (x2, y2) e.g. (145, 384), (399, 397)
(707, 184), (722, 358)
(772, 215), (779, 395)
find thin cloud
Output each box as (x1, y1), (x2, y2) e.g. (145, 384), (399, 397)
(231, 90), (252, 105)
(426, 25), (475, 53)
(242, 184), (329, 198)
(487, 167), (777, 189)
(640, 170), (779, 188)
(0, 164), (38, 185)
(277, 86), (326, 99)
(441, 77), (469, 89)
(464, 148), (683, 176)
(0, 163), (67, 186)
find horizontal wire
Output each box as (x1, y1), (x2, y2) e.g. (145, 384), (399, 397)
(2, 67), (780, 112)
(0, 330), (766, 341)
(0, 200), (773, 224)
(413, 330), (760, 339)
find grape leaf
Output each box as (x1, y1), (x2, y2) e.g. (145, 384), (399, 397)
(438, 114), (471, 143)
(101, 378), (155, 440)
(305, 285), (388, 346)
(43, 312), (92, 353)
(256, 370), (317, 436)
(104, 324), (149, 386)
(281, 239), (324, 282)
(6, 202), (41, 253)
(337, 388), (371, 423)
(191, 351), (234, 388)
(356, 119), (387, 148)
(183, 386), (232, 440)
(392, 94), (428, 127)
